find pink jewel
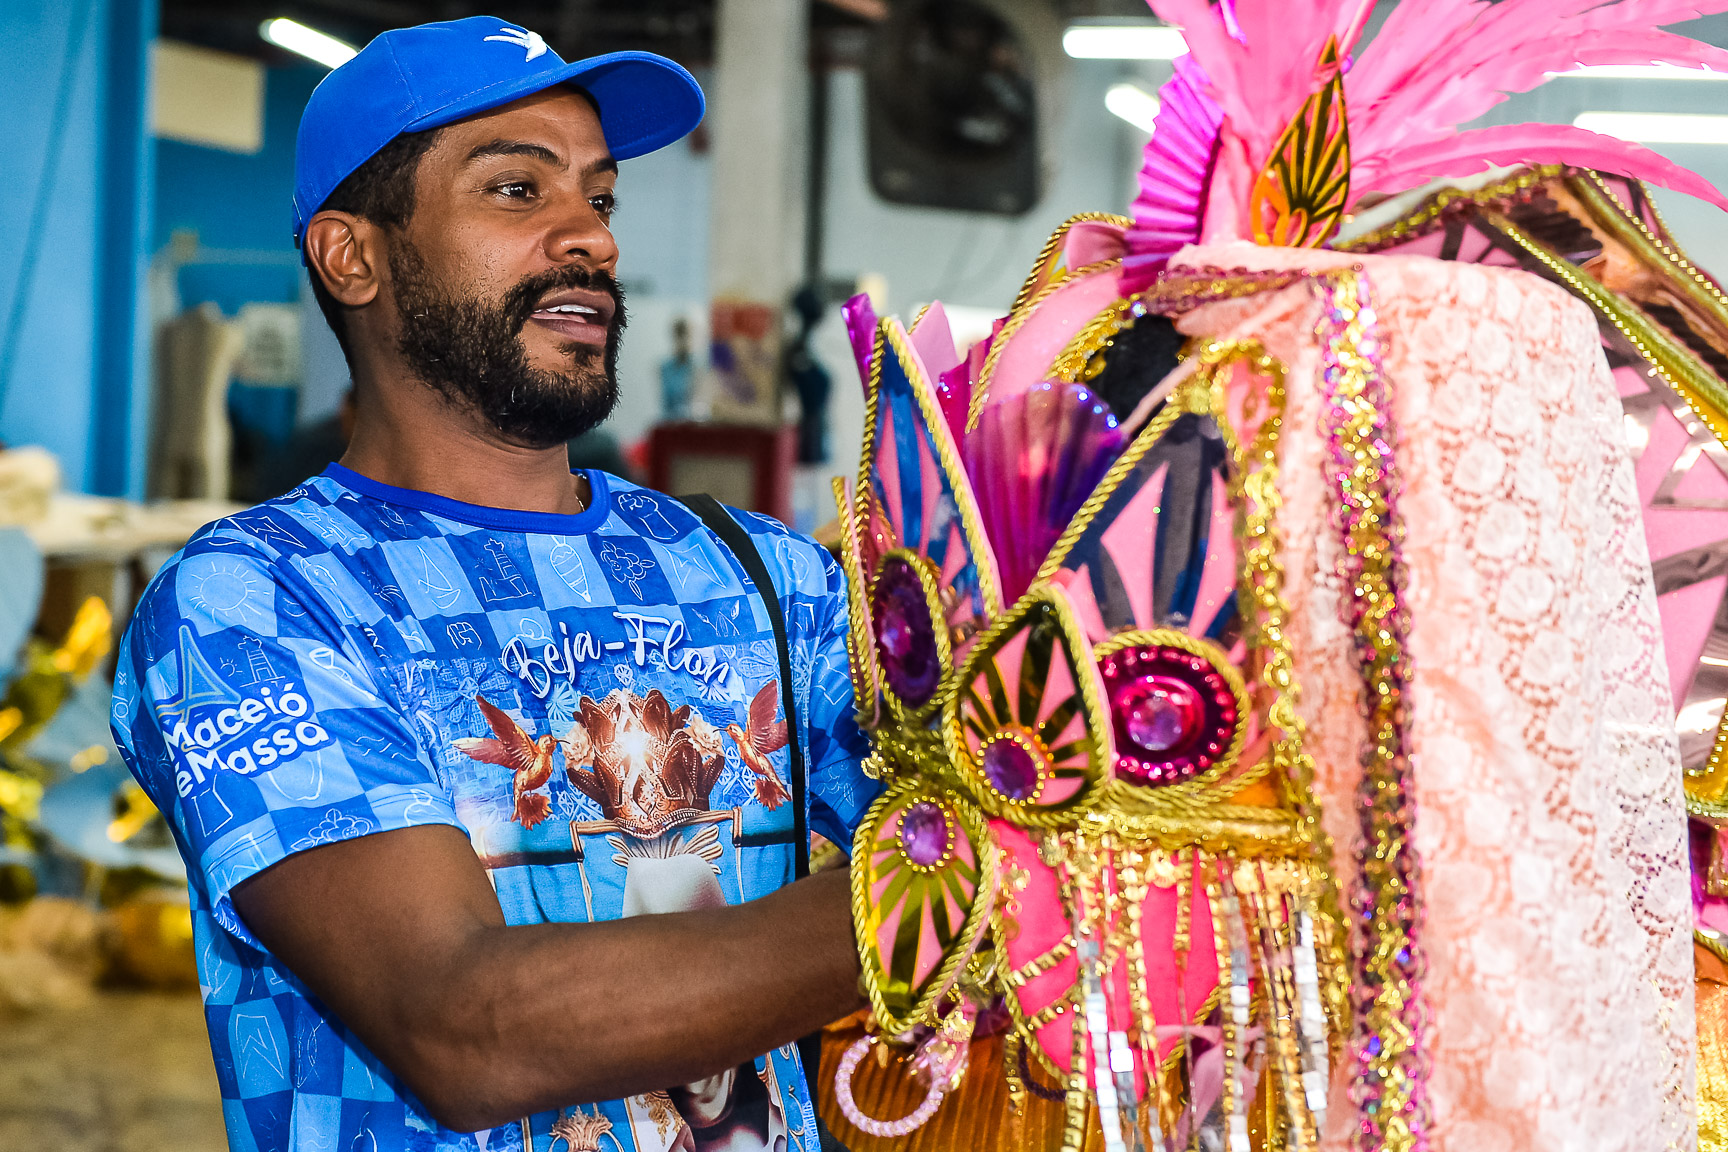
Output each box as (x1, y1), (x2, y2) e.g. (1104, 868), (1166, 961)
(1123, 680), (1202, 753)
(1097, 642), (1244, 787)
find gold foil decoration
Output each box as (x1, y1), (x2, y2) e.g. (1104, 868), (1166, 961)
(1250, 37), (1352, 249)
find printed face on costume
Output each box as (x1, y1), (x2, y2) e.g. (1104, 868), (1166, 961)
(390, 87), (627, 449)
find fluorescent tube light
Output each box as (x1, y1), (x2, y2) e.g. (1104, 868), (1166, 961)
(260, 17), (358, 69)
(1065, 23), (1187, 60)
(1106, 83), (1162, 134)
(1574, 111), (1728, 144)
(1556, 63), (1728, 81)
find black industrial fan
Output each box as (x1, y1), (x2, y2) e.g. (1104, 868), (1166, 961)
(865, 0), (1046, 215)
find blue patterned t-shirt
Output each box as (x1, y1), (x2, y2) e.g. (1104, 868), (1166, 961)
(110, 464), (876, 1152)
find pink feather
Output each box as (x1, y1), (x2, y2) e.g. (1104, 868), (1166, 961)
(1132, 0), (1728, 246)
(1149, 0), (1344, 169)
(1354, 122), (1728, 212)
(1351, 21), (1728, 160)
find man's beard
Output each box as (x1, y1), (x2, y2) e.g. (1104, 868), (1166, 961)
(389, 240), (626, 450)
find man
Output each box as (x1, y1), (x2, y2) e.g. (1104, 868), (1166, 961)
(111, 18), (876, 1152)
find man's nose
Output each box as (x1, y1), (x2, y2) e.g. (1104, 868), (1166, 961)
(544, 195), (619, 271)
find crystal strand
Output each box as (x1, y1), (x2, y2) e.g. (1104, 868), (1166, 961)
(1248, 868), (1313, 1150)
(1080, 932), (1128, 1152)
(1105, 846), (1147, 1152)
(1294, 908), (1331, 1126)
(1219, 872), (1254, 1152)
(1123, 844), (1169, 1152)
(1064, 983), (1093, 1152)
(1058, 833), (1092, 1152)
(1075, 833), (1143, 1152)
(1103, 837), (1148, 1152)
(1174, 849), (1197, 1149)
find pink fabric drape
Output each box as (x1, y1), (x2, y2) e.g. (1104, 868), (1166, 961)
(1171, 245), (1695, 1151)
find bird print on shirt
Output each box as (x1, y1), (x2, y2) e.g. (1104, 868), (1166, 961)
(726, 680), (791, 810)
(452, 695), (559, 828)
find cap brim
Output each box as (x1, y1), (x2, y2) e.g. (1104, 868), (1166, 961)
(405, 50), (704, 161)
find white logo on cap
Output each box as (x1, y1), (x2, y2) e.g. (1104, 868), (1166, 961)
(483, 26), (547, 61)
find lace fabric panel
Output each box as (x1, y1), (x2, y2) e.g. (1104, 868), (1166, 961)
(1170, 247), (1695, 1151)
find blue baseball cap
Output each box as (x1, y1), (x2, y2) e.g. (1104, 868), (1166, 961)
(292, 15), (704, 249)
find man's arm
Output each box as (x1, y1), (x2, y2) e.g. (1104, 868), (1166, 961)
(232, 823), (863, 1132)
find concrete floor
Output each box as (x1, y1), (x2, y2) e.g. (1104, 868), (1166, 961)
(0, 990), (226, 1152)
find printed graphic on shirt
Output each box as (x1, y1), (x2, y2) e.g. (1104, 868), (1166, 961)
(110, 467), (873, 1152)
(155, 625), (335, 799)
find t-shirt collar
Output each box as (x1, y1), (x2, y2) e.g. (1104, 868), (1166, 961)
(320, 462), (612, 534)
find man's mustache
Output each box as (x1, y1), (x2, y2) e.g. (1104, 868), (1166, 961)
(501, 266), (626, 335)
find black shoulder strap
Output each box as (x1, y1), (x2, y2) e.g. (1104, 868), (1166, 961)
(677, 494), (809, 880)
(680, 495), (832, 1114)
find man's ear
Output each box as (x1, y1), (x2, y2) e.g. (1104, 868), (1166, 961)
(305, 211), (383, 308)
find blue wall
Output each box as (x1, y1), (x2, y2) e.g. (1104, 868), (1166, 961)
(0, 0), (154, 497)
(156, 64), (325, 315)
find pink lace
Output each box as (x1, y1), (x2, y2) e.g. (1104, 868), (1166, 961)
(1172, 245), (1696, 1151)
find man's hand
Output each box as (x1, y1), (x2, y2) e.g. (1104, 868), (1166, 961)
(232, 824), (863, 1132)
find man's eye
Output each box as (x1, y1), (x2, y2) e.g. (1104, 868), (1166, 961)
(590, 193), (617, 219)
(494, 181), (533, 199)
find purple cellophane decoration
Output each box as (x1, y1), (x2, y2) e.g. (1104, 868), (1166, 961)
(1121, 54), (1225, 296)
(964, 382), (1123, 602)
(936, 359), (973, 446)
(843, 292), (879, 394)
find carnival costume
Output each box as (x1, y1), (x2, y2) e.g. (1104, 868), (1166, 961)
(820, 2), (1728, 1151)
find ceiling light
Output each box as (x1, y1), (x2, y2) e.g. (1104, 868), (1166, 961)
(1574, 111), (1728, 144)
(1555, 64), (1728, 81)
(1106, 83), (1162, 134)
(1065, 22), (1187, 61)
(260, 17), (358, 69)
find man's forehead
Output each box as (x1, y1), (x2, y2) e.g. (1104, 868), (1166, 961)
(433, 87), (610, 163)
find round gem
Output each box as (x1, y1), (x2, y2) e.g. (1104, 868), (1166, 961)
(899, 801), (950, 867)
(873, 559), (941, 706)
(1098, 641), (1246, 788)
(1120, 678), (1203, 754)
(982, 735), (1043, 801)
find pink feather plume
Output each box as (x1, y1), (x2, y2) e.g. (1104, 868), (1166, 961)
(1126, 0), (1728, 251)
(1355, 122), (1728, 211)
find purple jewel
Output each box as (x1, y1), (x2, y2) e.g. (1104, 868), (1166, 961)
(1120, 678), (1202, 753)
(899, 801), (950, 867)
(982, 737), (1043, 801)
(873, 558), (941, 706)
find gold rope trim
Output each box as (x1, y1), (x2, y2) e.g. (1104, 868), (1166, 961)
(940, 584), (1113, 829)
(877, 318), (1006, 615)
(1009, 212), (1134, 317)
(851, 780), (999, 1035)
(971, 258), (1125, 433)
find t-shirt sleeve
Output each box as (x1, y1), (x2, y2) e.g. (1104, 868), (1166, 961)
(110, 543), (463, 950)
(795, 541), (879, 850)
